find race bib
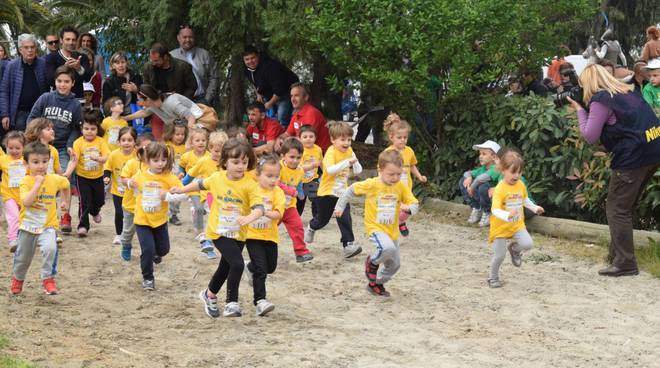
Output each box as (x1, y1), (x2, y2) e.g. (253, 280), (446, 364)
(217, 204), (241, 238)
(303, 158), (316, 180)
(141, 181), (162, 213)
(505, 193), (524, 222)
(8, 163), (26, 188)
(48, 157), (55, 175)
(21, 206), (48, 233)
(172, 158), (181, 175)
(400, 171), (409, 185)
(332, 169), (349, 197)
(376, 193), (397, 225)
(83, 147), (100, 172)
(250, 196), (272, 230)
(117, 174), (126, 194)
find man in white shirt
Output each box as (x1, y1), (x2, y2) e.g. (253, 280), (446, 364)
(170, 26), (219, 106)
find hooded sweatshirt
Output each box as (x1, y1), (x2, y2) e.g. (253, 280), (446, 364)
(27, 91), (82, 149)
(243, 53), (299, 100)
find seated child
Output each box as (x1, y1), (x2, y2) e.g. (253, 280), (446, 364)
(458, 140), (500, 227)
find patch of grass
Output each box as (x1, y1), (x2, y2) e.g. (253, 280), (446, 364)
(637, 238), (660, 278)
(0, 335), (35, 368)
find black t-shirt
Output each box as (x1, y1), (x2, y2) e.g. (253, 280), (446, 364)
(18, 61), (41, 110)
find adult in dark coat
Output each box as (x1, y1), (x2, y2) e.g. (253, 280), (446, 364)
(44, 26), (93, 99)
(102, 52), (143, 114)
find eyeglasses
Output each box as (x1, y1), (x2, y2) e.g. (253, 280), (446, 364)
(47, 40), (59, 45)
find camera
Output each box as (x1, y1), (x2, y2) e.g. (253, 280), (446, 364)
(554, 86), (583, 108)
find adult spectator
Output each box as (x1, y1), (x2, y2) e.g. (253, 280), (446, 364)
(641, 26), (660, 62)
(0, 43), (9, 61)
(597, 29), (627, 67)
(566, 64), (660, 277)
(520, 68), (548, 97)
(142, 42), (197, 99)
(78, 32), (106, 77)
(170, 26), (218, 105)
(0, 34), (49, 132)
(276, 83), (330, 151)
(45, 26), (93, 99)
(556, 63), (578, 93)
(124, 84), (202, 139)
(243, 45), (299, 127)
(44, 34), (59, 54)
(546, 45), (571, 88)
(79, 47), (102, 107)
(246, 102), (285, 155)
(102, 51), (142, 114)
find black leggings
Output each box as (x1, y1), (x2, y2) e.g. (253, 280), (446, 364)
(135, 223), (170, 281)
(208, 237), (245, 302)
(112, 194), (124, 235)
(76, 176), (105, 230)
(246, 239), (278, 305)
(309, 195), (354, 245)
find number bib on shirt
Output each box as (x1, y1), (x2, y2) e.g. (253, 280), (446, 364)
(332, 169), (350, 197)
(108, 127), (120, 146)
(141, 182), (162, 213)
(303, 158), (316, 180)
(505, 194), (523, 222)
(83, 148), (100, 172)
(21, 206), (48, 233)
(217, 204), (241, 238)
(8, 163), (26, 188)
(48, 157), (55, 175)
(376, 193), (397, 225)
(251, 197), (272, 230)
(117, 175), (126, 195)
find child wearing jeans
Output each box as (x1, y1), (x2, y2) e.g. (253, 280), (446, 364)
(297, 125), (323, 218)
(10, 142), (71, 295)
(488, 150), (544, 288)
(458, 140), (500, 227)
(334, 150), (419, 297)
(305, 121), (362, 258)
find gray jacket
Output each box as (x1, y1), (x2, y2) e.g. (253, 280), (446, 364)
(170, 47), (218, 105)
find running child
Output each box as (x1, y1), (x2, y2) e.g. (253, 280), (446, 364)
(305, 121), (362, 258)
(119, 133), (154, 261)
(24, 118), (62, 175)
(177, 128), (209, 231)
(126, 142), (185, 290)
(101, 97), (129, 151)
(172, 138), (263, 318)
(278, 137), (313, 262)
(487, 150), (544, 288)
(243, 154), (285, 316)
(10, 142), (70, 295)
(70, 109), (110, 237)
(1, 131), (27, 252)
(164, 121), (188, 225)
(383, 118), (427, 236)
(103, 127), (137, 245)
(334, 150), (419, 297)
(458, 140), (500, 227)
(297, 125), (323, 218)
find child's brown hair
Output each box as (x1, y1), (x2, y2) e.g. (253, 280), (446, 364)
(163, 120), (188, 143)
(299, 124), (317, 137)
(279, 137), (304, 155)
(378, 149), (403, 170)
(137, 141), (174, 173)
(255, 153), (281, 175)
(23, 142), (51, 162)
(220, 138), (256, 170)
(82, 109), (105, 137)
(497, 147), (525, 173)
(118, 126), (137, 144)
(24, 118), (53, 143)
(103, 96), (123, 116)
(327, 121), (353, 139)
(3, 130), (26, 147)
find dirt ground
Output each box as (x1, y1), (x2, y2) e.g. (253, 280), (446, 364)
(0, 199), (658, 368)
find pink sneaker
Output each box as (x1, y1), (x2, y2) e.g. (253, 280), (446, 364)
(93, 214), (102, 224)
(77, 227), (88, 237)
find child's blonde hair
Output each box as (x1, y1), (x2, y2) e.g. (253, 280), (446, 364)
(24, 118), (53, 143)
(327, 121), (353, 139)
(189, 127), (209, 144)
(209, 130), (229, 149)
(579, 64), (634, 103)
(384, 117), (411, 142)
(378, 149), (403, 170)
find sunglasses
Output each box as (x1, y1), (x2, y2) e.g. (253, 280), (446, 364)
(47, 40), (59, 45)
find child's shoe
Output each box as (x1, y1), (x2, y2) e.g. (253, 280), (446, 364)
(304, 225), (315, 243)
(508, 242), (522, 267)
(60, 213), (72, 233)
(399, 223), (410, 237)
(142, 278), (155, 290)
(153, 255), (162, 264)
(169, 214), (182, 226)
(9, 240), (17, 253)
(296, 253), (314, 263)
(467, 208), (482, 224)
(199, 289), (220, 318)
(364, 255), (379, 282)
(367, 282), (390, 297)
(10, 277), (23, 295)
(223, 302), (242, 317)
(255, 299), (275, 316)
(93, 214), (102, 224)
(478, 213), (490, 227)
(120, 244), (132, 261)
(112, 235), (121, 245)
(77, 227), (87, 237)
(42, 277), (58, 295)
(487, 278), (502, 288)
(342, 242), (362, 258)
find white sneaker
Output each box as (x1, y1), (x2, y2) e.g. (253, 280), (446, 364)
(304, 225), (315, 243)
(243, 261), (253, 287)
(112, 235), (121, 245)
(343, 242), (362, 258)
(255, 299), (274, 316)
(194, 233), (205, 242)
(478, 214), (490, 227)
(223, 302), (242, 317)
(467, 208), (482, 224)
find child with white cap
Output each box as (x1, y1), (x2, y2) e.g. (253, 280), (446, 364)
(82, 82), (95, 110)
(458, 139), (501, 227)
(642, 58), (660, 115)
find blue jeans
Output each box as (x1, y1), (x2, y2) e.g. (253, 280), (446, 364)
(274, 99), (293, 128)
(57, 147), (76, 187)
(458, 177), (479, 209)
(477, 182), (493, 214)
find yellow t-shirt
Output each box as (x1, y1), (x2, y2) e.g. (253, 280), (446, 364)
(101, 117), (128, 151)
(352, 177), (418, 241)
(318, 146), (355, 197)
(0, 156), (27, 203)
(104, 149), (136, 197)
(302, 144), (323, 183)
(166, 141), (187, 176)
(19, 174), (69, 234)
(489, 180), (528, 243)
(203, 171), (262, 241)
(47, 145), (61, 174)
(246, 186), (285, 243)
(385, 145), (418, 190)
(245, 169), (257, 181)
(279, 160), (304, 209)
(180, 150), (208, 196)
(73, 136), (110, 179)
(133, 170), (182, 227)
(120, 158), (142, 213)
(188, 155), (220, 200)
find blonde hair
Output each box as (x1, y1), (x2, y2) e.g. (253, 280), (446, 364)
(580, 64), (634, 103)
(383, 112), (401, 132)
(209, 130), (229, 149)
(497, 148), (525, 174)
(189, 127), (209, 145)
(378, 149), (403, 169)
(327, 121), (353, 139)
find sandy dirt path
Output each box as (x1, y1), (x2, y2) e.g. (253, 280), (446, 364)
(0, 201), (658, 368)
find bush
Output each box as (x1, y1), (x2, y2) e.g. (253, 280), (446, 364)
(414, 93), (660, 231)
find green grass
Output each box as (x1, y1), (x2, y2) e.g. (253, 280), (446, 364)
(637, 238), (660, 277)
(0, 335), (35, 368)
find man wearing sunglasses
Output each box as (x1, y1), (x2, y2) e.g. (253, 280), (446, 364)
(45, 34), (60, 54)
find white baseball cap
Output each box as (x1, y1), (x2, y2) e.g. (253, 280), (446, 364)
(83, 83), (95, 93)
(643, 58), (660, 70)
(472, 140), (501, 154)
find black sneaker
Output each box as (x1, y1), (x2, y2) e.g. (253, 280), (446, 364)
(296, 253), (314, 263)
(399, 223), (409, 237)
(153, 256), (162, 264)
(169, 214), (182, 226)
(367, 282), (390, 297)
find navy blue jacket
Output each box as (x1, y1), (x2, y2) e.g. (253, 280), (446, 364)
(27, 91), (82, 149)
(0, 57), (49, 125)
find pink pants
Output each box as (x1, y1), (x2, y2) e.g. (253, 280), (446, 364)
(399, 210), (410, 225)
(5, 199), (19, 243)
(279, 207), (310, 256)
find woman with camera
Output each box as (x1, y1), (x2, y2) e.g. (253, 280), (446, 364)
(567, 64), (660, 277)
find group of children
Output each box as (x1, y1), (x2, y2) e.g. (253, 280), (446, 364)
(5, 103), (543, 317)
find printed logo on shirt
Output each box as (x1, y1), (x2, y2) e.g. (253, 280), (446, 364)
(43, 106), (73, 124)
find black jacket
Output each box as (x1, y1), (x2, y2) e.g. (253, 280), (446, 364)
(102, 71), (143, 106)
(45, 50), (94, 99)
(244, 53), (299, 100)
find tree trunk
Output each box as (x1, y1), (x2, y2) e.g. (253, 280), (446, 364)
(310, 55), (342, 120)
(223, 54), (246, 128)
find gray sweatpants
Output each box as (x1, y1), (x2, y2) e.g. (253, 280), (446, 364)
(368, 231), (400, 284)
(120, 208), (135, 246)
(190, 195), (205, 233)
(489, 228), (533, 281)
(13, 228), (57, 280)
(168, 201), (180, 217)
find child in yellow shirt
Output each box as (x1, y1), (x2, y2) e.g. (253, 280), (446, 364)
(11, 142), (70, 295)
(1, 131), (27, 251)
(125, 142), (186, 290)
(305, 121), (362, 258)
(118, 134), (154, 261)
(164, 121), (188, 224)
(101, 97), (129, 151)
(172, 138), (263, 318)
(244, 154), (285, 316)
(103, 127), (136, 245)
(383, 117), (427, 237)
(70, 110), (110, 236)
(334, 150), (419, 297)
(488, 150), (544, 288)
(24, 118), (61, 175)
(175, 128), (209, 226)
(297, 125), (323, 217)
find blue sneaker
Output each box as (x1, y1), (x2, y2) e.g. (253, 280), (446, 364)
(200, 239), (214, 253)
(121, 244), (132, 261)
(199, 289), (220, 318)
(206, 250), (218, 259)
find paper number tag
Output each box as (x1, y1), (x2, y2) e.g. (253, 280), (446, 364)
(21, 206), (48, 233)
(217, 204), (241, 238)
(251, 196), (272, 230)
(83, 148), (100, 172)
(376, 193), (397, 225)
(8, 162), (26, 188)
(141, 182), (162, 213)
(332, 169), (349, 197)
